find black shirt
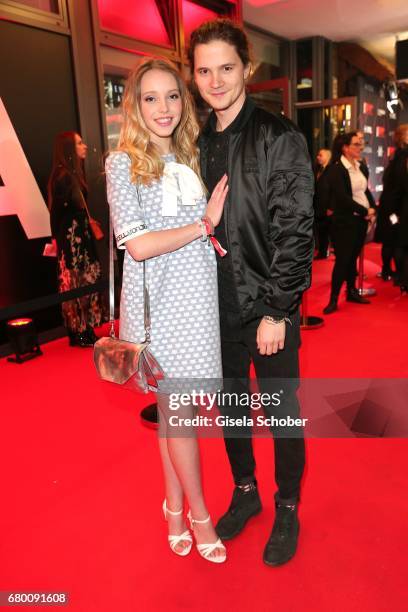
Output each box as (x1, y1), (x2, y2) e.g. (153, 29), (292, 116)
(205, 103), (248, 313)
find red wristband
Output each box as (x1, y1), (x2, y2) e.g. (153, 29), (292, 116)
(200, 215), (227, 257)
(201, 215), (214, 236)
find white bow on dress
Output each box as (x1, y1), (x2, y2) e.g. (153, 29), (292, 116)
(162, 161), (204, 216)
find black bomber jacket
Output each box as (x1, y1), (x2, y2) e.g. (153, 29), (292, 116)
(199, 96), (315, 323)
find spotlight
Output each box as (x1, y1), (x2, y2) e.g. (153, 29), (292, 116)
(7, 318), (42, 364)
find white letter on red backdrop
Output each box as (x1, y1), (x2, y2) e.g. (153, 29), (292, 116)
(0, 97), (51, 238)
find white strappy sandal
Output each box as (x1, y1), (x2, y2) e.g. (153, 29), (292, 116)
(162, 500), (193, 557)
(187, 510), (227, 564)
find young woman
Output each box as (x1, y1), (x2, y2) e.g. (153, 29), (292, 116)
(48, 131), (103, 347)
(105, 59), (228, 563)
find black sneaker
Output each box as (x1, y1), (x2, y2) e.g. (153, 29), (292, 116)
(263, 503), (300, 567)
(215, 485), (262, 540)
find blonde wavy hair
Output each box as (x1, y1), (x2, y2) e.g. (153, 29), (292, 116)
(117, 58), (201, 185)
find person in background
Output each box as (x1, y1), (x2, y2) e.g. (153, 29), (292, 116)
(323, 132), (376, 314)
(356, 130), (369, 173)
(48, 131), (103, 347)
(331, 133), (345, 164)
(356, 129), (376, 265)
(375, 124), (408, 283)
(314, 148), (332, 259)
(386, 124), (408, 294)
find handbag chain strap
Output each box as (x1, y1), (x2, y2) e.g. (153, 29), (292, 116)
(108, 212), (115, 338)
(108, 184), (151, 343)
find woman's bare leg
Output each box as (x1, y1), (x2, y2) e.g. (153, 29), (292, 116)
(157, 398), (189, 554)
(157, 393), (224, 559)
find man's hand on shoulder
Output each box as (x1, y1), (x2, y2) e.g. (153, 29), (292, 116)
(256, 317), (286, 355)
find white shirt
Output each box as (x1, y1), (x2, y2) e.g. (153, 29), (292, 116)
(341, 155), (369, 209)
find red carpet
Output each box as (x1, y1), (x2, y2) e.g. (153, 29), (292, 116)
(1, 243), (407, 611)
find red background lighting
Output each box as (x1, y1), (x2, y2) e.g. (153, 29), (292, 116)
(182, 0), (218, 43)
(97, 0), (171, 47)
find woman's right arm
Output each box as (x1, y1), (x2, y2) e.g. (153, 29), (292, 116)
(106, 153), (228, 262)
(127, 175), (228, 260)
(127, 222), (202, 261)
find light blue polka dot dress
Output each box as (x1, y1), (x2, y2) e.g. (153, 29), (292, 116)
(105, 151), (222, 392)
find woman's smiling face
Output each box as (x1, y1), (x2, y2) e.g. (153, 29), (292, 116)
(139, 69), (182, 153)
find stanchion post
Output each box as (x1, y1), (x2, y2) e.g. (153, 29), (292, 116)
(358, 245), (376, 297)
(300, 291), (324, 330)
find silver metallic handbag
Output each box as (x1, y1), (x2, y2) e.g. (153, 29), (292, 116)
(93, 198), (164, 393)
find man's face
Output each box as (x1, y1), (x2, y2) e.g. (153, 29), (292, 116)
(316, 149), (329, 167)
(193, 40), (250, 112)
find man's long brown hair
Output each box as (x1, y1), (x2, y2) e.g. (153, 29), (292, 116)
(47, 131), (86, 209)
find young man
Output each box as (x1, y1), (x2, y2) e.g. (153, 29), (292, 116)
(189, 19), (314, 566)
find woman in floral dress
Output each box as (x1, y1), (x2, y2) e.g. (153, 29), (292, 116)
(48, 131), (103, 347)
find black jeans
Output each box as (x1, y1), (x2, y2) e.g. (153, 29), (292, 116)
(219, 310), (305, 503)
(330, 217), (368, 297)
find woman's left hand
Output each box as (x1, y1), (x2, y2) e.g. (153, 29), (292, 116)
(205, 174), (229, 228)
